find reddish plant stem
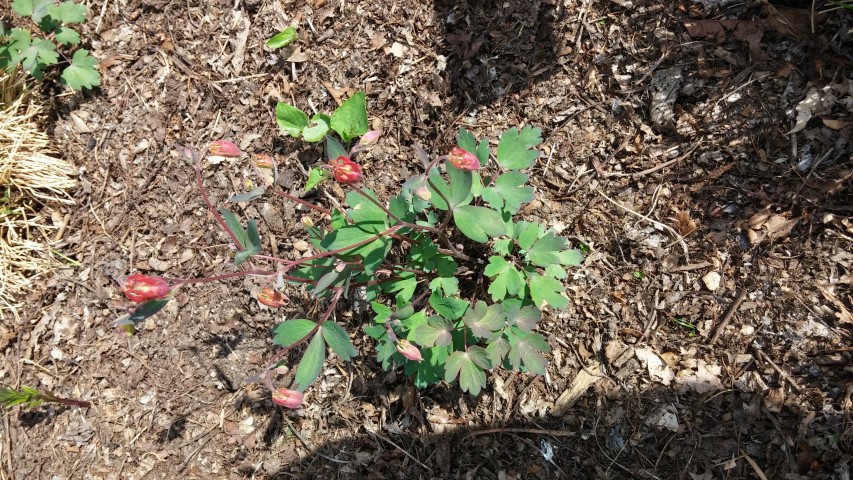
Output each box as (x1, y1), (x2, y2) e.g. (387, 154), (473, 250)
(193, 153), (245, 252)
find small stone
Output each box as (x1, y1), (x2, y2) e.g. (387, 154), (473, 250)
(293, 240), (310, 252)
(702, 271), (721, 291)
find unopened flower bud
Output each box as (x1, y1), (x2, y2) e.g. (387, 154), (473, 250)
(360, 130), (382, 146)
(414, 185), (431, 201)
(121, 274), (170, 303)
(396, 339), (423, 362)
(208, 140), (242, 157)
(301, 216), (314, 227)
(257, 288), (288, 308)
(330, 156), (363, 184)
(271, 388), (303, 409)
(447, 146), (480, 171)
(253, 153), (275, 169)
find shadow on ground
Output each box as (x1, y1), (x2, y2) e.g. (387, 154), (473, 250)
(433, 0), (561, 113)
(245, 380), (852, 479)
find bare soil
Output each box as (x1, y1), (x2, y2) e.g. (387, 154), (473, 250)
(2, 0), (853, 478)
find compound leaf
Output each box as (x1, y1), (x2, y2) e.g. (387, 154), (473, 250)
(11, 0), (53, 22)
(456, 128), (489, 167)
(503, 302), (541, 333)
(60, 49), (99, 90)
(48, 1), (87, 23)
(453, 205), (505, 243)
(445, 348), (490, 396)
(525, 230), (567, 268)
(483, 256), (523, 302)
(496, 126), (542, 170)
(462, 301), (506, 338)
(507, 331), (550, 375)
(481, 172), (534, 214)
(447, 164), (473, 208)
(429, 294), (469, 320)
(412, 316), (453, 347)
(528, 274), (568, 309)
(54, 26), (80, 45)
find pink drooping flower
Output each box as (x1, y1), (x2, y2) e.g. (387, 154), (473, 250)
(447, 147), (480, 171)
(121, 274), (170, 303)
(330, 156), (363, 184)
(208, 140), (242, 157)
(359, 130), (382, 146)
(396, 339), (423, 362)
(257, 288), (288, 308)
(271, 388), (303, 409)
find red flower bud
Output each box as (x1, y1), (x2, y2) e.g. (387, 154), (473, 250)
(330, 156), (363, 184)
(448, 147), (480, 171)
(271, 388), (303, 409)
(414, 185), (431, 201)
(208, 140), (242, 157)
(257, 288), (288, 308)
(121, 274), (170, 303)
(360, 130), (382, 145)
(396, 339), (423, 362)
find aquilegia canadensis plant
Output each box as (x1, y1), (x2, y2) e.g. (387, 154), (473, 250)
(113, 92), (583, 408)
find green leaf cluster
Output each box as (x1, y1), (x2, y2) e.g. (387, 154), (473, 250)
(273, 319), (357, 391)
(1, 0), (100, 89)
(276, 92), (368, 143)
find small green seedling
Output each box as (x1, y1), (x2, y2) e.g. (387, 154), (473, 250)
(0, 385), (90, 409)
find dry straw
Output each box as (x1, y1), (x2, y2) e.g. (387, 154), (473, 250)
(0, 72), (76, 321)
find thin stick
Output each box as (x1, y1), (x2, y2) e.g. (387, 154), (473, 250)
(597, 190), (690, 263)
(740, 450), (769, 480)
(463, 427), (576, 438)
(709, 289), (748, 344)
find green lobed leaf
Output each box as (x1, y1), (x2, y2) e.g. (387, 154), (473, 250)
(406, 345), (449, 389)
(294, 330), (326, 391)
(503, 301), (540, 333)
(452, 205), (506, 243)
(54, 26), (80, 45)
(483, 256), (524, 302)
(486, 337), (511, 366)
(273, 319), (317, 347)
(330, 92), (368, 142)
(218, 208), (248, 248)
(302, 114), (331, 142)
(370, 301), (393, 323)
(515, 221), (540, 251)
(8, 30), (58, 80)
(462, 301), (506, 338)
(60, 48), (99, 90)
(322, 322), (357, 361)
(492, 238), (513, 256)
(266, 26), (297, 49)
(11, 0), (53, 22)
(526, 231), (567, 268)
(507, 331), (550, 375)
(445, 348), (491, 396)
(528, 274), (568, 309)
(429, 276), (459, 297)
(429, 294), (469, 320)
(48, 1), (87, 23)
(558, 249), (584, 267)
(275, 102), (308, 137)
(412, 316), (453, 347)
(481, 172), (534, 214)
(496, 126), (542, 170)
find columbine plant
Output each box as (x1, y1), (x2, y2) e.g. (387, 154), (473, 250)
(112, 92), (582, 406)
(0, 0), (100, 90)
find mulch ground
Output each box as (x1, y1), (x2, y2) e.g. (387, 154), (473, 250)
(2, 0), (853, 478)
